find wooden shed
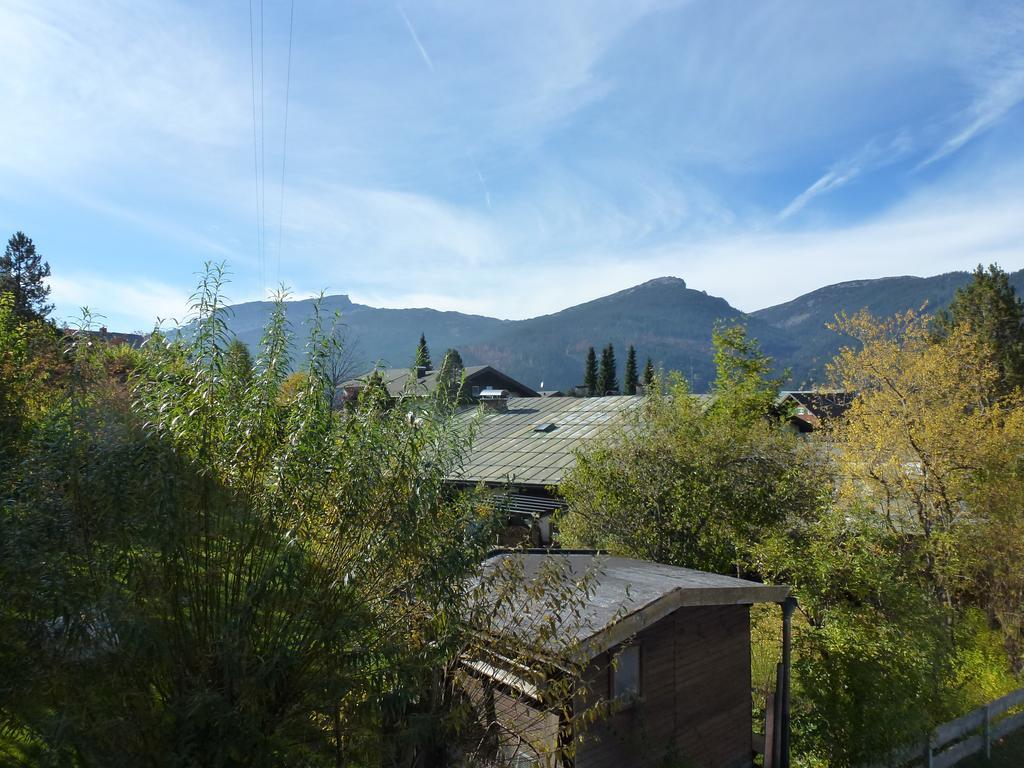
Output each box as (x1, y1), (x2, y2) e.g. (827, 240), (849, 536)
(465, 551), (790, 768)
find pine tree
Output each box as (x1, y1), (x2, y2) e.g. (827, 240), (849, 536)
(642, 357), (655, 391)
(436, 349), (464, 402)
(623, 345), (639, 395)
(583, 347), (598, 397)
(598, 343), (617, 395)
(415, 334), (432, 370)
(1, 231), (53, 320)
(935, 264), (1024, 393)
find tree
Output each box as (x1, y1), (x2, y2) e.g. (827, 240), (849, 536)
(435, 348), (465, 403)
(560, 350), (824, 573)
(934, 264), (1024, 394)
(642, 357), (655, 392)
(707, 322), (783, 425)
(598, 343), (617, 395)
(623, 345), (638, 395)
(749, 307), (1024, 765)
(583, 347), (598, 397)
(415, 333), (432, 370)
(0, 231), (52, 320)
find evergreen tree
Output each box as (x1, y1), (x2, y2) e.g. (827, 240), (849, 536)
(415, 333), (432, 370)
(436, 348), (464, 402)
(1, 231), (52, 320)
(934, 264), (1024, 393)
(598, 343), (617, 395)
(642, 357), (655, 391)
(224, 339), (254, 407)
(623, 345), (639, 395)
(583, 347), (598, 397)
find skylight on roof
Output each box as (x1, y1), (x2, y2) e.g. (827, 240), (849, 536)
(533, 422), (558, 432)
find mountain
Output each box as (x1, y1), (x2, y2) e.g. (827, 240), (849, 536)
(217, 277), (795, 392)
(211, 269), (1022, 392)
(460, 277), (796, 392)
(752, 270), (1024, 383)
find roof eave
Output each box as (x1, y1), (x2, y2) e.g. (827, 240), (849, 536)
(578, 583), (790, 659)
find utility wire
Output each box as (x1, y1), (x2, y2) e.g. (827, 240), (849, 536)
(259, 0), (266, 296)
(248, 0), (263, 296)
(276, 0), (295, 286)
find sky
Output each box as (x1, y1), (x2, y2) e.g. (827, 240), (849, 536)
(1, 0), (1023, 331)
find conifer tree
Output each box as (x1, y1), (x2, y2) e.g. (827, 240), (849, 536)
(583, 347), (598, 397)
(1, 231), (52, 320)
(935, 264), (1024, 394)
(598, 343), (617, 395)
(643, 357), (655, 391)
(415, 333), (432, 370)
(623, 345), (639, 395)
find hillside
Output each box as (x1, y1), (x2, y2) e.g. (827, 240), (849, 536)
(752, 270), (1024, 383)
(210, 269), (1023, 392)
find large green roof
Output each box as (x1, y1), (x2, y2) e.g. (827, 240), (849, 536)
(452, 395), (643, 487)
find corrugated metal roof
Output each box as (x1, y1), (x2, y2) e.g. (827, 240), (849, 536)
(452, 395), (643, 487)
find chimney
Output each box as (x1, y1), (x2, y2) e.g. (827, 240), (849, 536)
(478, 388), (510, 412)
(415, 365), (427, 379)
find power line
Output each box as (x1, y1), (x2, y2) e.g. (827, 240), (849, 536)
(259, 0), (266, 296)
(248, 0), (263, 296)
(277, 0), (295, 286)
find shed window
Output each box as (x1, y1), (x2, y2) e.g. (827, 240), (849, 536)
(611, 644), (640, 702)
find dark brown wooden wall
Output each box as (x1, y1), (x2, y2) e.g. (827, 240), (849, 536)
(574, 604), (754, 768)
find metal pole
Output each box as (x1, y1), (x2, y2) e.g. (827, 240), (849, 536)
(780, 596), (797, 768)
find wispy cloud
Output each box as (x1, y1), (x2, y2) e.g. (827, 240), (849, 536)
(396, 5), (434, 72)
(779, 134), (913, 220)
(920, 60), (1024, 167)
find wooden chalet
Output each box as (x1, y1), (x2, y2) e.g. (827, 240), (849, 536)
(341, 364), (538, 404)
(774, 390), (855, 433)
(466, 550), (794, 768)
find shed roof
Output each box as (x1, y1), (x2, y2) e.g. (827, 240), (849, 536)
(452, 395), (643, 487)
(482, 550), (789, 658)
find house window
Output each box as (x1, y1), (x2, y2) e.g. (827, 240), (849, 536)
(472, 385), (481, 396)
(611, 644), (641, 702)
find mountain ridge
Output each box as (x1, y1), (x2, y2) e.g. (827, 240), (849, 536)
(210, 268), (1023, 391)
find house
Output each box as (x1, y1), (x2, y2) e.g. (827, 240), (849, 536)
(774, 390), (855, 433)
(464, 550), (794, 768)
(340, 364), (538, 404)
(450, 394), (644, 545)
(61, 326), (146, 348)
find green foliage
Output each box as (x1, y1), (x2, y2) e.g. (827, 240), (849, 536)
(583, 346), (597, 396)
(598, 343), (617, 395)
(623, 345), (638, 395)
(435, 348), (464, 404)
(0, 232), (52, 320)
(560, 365), (825, 572)
(642, 357), (655, 391)
(708, 322), (784, 424)
(934, 263), (1024, 395)
(0, 264), (507, 766)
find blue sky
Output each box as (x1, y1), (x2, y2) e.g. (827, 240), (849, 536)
(1, 0), (1023, 331)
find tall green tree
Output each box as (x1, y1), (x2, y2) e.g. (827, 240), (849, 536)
(435, 348), (464, 402)
(598, 343), (617, 395)
(642, 357), (655, 391)
(415, 333), (432, 370)
(934, 263), (1024, 394)
(0, 231), (52, 320)
(583, 346), (598, 396)
(623, 345), (638, 395)
(708, 323), (783, 424)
